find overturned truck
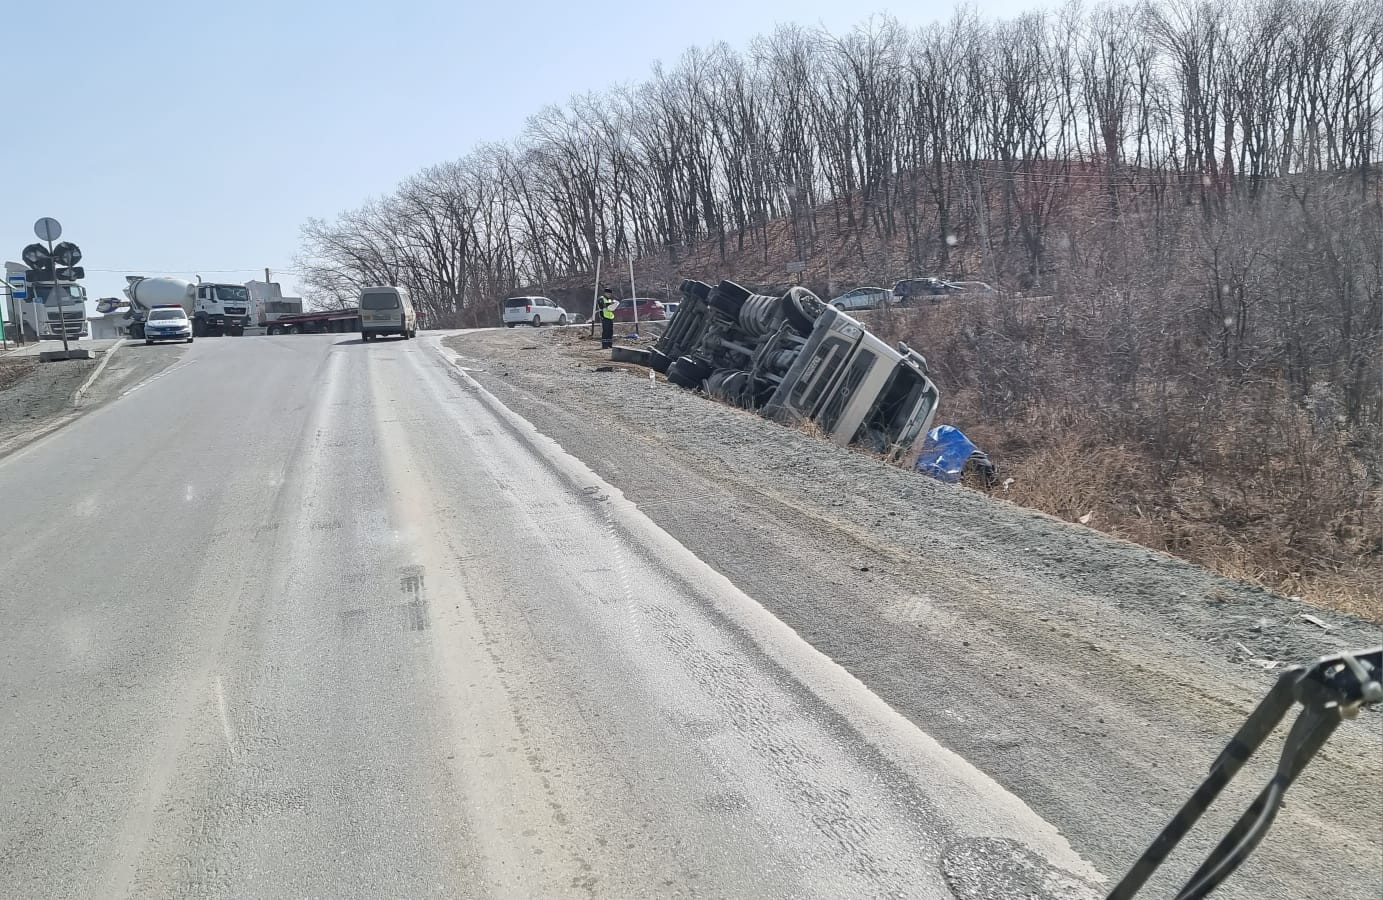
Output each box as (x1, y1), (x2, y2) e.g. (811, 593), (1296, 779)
(624, 279), (939, 463)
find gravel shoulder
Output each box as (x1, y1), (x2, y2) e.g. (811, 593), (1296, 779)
(444, 327), (1383, 899)
(0, 341), (189, 458)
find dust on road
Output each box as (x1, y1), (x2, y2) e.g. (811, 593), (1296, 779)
(446, 326), (1383, 900)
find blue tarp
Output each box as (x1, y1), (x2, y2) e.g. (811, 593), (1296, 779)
(915, 425), (979, 483)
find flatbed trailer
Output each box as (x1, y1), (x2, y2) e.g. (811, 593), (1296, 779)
(261, 307), (361, 335)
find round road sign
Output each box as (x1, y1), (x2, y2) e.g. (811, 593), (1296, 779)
(33, 217), (62, 242)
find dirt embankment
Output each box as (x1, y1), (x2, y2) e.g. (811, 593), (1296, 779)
(443, 326), (1383, 900)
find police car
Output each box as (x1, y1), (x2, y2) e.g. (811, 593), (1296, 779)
(144, 305), (194, 344)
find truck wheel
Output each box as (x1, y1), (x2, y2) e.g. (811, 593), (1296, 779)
(192, 319), (205, 337)
(648, 348), (673, 373)
(267, 325), (280, 335)
(667, 355), (711, 390)
(781, 288), (824, 335)
(709, 281), (751, 319)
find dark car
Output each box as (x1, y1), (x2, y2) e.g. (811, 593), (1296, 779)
(891, 277), (963, 305)
(613, 298), (666, 322)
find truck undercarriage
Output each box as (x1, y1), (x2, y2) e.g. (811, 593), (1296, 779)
(636, 279), (940, 462)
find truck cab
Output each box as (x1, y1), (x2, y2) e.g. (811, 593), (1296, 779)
(762, 306), (939, 459)
(21, 282), (90, 342)
(194, 283), (251, 336)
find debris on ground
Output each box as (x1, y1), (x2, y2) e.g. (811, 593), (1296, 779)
(915, 425), (999, 487)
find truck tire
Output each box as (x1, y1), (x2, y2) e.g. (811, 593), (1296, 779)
(267, 325), (280, 335)
(611, 346), (651, 366)
(781, 288), (824, 335)
(709, 281), (751, 319)
(648, 348), (673, 373)
(667, 355), (712, 390)
(192, 319), (206, 338)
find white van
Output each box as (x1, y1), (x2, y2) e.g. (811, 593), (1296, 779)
(359, 286), (418, 341)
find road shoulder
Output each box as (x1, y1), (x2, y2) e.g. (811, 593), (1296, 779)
(437, 327), (1383, 899)
(0, 340), (189, 460)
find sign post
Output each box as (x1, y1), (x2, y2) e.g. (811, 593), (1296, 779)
(589, 254), (602, 338)
(32, 219), (72, 354)
(22, 219), (91, 361)
(3, 272), (26, 349)
(629, 258), (638, 333)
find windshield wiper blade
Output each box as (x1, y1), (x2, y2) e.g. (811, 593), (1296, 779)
(1107, 646), (1382, 900)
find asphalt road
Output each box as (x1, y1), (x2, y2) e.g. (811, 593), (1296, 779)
(0, 333), (1103, 899)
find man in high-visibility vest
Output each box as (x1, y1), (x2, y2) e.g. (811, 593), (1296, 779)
(597, 288), (617, 349)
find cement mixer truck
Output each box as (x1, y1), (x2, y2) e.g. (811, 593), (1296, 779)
(122, 276), (252, 339)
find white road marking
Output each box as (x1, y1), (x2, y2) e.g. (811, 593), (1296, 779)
(214, 676), (236, 759)
(120, 360), (197, 398)
(71, 338), (127, 408)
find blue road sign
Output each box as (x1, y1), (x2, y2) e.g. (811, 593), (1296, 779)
(6, 273), (26, 301)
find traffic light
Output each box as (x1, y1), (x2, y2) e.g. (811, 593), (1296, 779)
(27, 261), (56, 282)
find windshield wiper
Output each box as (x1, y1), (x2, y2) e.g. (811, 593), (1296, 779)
(1108, 646), (1382, 899)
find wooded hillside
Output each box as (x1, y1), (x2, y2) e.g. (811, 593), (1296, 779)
(300, 0), (1381, 615)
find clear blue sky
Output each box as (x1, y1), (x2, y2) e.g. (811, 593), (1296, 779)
(3, 0), (1029, 310)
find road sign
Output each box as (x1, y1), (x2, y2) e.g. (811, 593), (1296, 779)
(22, 243), (50, 268)
(33, 217), (62, 242)
(52, 241), (81, 266)
(6, 273), (26, 301)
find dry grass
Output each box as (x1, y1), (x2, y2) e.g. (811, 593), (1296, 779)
(916, 383), (1383, 622)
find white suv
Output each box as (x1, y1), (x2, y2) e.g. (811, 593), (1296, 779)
(503, 296), (568, 327)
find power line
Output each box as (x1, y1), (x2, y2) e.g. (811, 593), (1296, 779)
(81, 268), (305, 275)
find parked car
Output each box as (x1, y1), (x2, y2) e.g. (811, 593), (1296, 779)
(829, 286), (893, 311)
(143, 305), (193, 344)
(503, 296), (569, 327)
(663, 302), (680, 319)
(891, 277), (962, 305)
(613, 298), (666, 322)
